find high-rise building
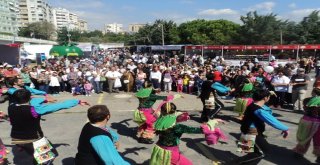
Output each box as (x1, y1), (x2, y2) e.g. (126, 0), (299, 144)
(0, 0), (19, 34)
(78, 19), (88, 32)
(17, 0), (53, 28)
(53, 8), (83, 31)
(128, 24), (145, 33)
(104, 23), (123, 34)
(52, 8), (70, 30)
(69, 12), (78, 30)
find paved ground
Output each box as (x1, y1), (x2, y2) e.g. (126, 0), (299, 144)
(0, 80), (318, 165)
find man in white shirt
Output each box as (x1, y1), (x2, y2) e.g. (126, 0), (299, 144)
(271, 70), (290, 108)
(106, 67), (121, 93)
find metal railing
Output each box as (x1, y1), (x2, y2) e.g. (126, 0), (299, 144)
(0, 34), (57, 44)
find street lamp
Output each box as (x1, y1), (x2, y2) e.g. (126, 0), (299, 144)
(161, 24), (164, 46)
(158, 24), (164, 46)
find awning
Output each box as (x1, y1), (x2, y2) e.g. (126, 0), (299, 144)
(151, 45), (183, 51)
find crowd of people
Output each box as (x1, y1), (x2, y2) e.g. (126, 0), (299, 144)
(0, 48), (319, 165)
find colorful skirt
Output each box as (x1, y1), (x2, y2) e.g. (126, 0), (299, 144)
(0, 138), (7, 164)
(150, 145), (192, 165)
(293, 115), (320, 156)
(237, 133), (256, 153)
(133, 108), (157, 139)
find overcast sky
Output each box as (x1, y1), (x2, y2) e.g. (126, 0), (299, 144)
(48, 0), (320, 31)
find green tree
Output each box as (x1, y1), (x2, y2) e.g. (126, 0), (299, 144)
(18, 21), (56, 40)
(238, 11), (284, 45)
(57, 27), (82, 45)
(178, 19), (240, 45)
(298, 11), (320, 44)
(134, 20), (180, 45)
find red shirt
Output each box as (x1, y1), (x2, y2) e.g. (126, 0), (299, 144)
(213, 71), (222, 82)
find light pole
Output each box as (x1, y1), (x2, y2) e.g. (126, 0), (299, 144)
(67, 22), (71, 44)
(160, 24), (164, 46)
(280, 29), (283, 45)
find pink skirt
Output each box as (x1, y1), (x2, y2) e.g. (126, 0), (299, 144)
(160, 145), (193, 165)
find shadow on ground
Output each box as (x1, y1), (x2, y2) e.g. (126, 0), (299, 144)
(121, 146), (148, 164)
(229, 132), (315, 165)
(182, 137), (238, 165)
(111, 119), (138, 141)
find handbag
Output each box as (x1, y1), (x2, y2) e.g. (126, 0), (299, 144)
(163, 77), (171, 83)
(33, 137), (56, 164)
(114, 78), (122, 88)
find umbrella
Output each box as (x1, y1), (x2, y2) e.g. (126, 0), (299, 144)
(49, 45), (84, 57)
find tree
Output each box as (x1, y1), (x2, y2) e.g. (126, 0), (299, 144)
(238, 11), (284, 45)
(57, 27), (82, 45)
(18, 21), (56, 40)
(298, 11), (320, 44)
(134, 20), (180, 45)
(178, 19), (240, 45)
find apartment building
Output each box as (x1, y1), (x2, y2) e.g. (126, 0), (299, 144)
(0, 0), (19, 34)
(104, 23), (123, 34)
(128, 24), (145, 33)
(17, 0), (53, 28)
(78, 19), (88, 32)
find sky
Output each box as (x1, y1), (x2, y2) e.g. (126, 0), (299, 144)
(48, 0), (320, 31)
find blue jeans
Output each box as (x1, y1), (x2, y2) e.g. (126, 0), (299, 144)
(39, 84), (48, 93)
(94, 81), (101, 93)
(136, 80), (144, 91)
(151, 79), (160, 89)
(183, 85), (188, 93)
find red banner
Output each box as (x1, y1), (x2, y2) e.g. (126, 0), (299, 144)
(299, 45), (320, 50)
(271, 45), (298, 50)
(203, 45), (222, 50)
(6, 43), (21, 48)
(246, 45), (270, 50)
(223, 45), (245, 50)
(185, 46), (202, 50)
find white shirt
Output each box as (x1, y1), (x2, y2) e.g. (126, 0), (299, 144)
(127, 64), (137, 72)
(272, 75), (290, 92)
(49, 76), (60, 87)
(106, 71), (121, 79)
(150, 71), (162, 83)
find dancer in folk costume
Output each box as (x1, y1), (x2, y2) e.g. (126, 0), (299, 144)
(0, 111), (9, 165)
(133, 88), (167, 144)
(293, 96), (320, 163)
(201, 119), (228, 146)
(234, 83), (254, 120)
(8, 89), (89, 165)
(234, 89), (289, 165)
(150, 101), (202, 165)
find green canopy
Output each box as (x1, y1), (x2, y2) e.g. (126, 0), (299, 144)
(49, 45), (84, 57)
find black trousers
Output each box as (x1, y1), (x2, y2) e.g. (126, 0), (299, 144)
(50, 86), (60, 94)
(200, 96), (224, 122)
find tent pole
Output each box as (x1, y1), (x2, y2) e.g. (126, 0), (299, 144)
(296, 45), (299, 61)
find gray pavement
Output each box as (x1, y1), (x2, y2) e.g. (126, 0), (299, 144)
(0, 82), (318, 165)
